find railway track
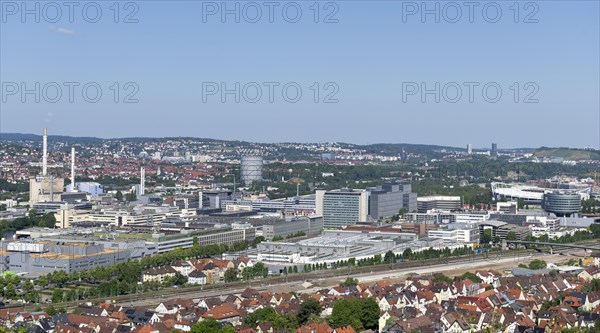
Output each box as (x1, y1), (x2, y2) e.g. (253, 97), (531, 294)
(3, 242), (595, 312)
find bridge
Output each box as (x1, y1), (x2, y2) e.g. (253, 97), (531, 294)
(505, 240), (600, 254)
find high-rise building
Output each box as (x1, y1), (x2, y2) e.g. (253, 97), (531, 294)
(368, 181), (417, 219)
(467, 144), (472, 155)
(491, 143), (498, 156)
(316, 189), (369, 228)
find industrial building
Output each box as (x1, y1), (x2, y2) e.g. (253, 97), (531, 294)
(316, 188), (369, 228)
(240, 155), (263, 185)
(29, 129), (65, 204)
(0, 240), (133, 276)
(256, 228), (420, 264)
(262, 215), (323, 240)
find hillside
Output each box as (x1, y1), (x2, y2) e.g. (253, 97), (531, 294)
(533, 147), (600, 160)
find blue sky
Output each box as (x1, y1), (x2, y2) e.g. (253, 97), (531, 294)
(1, 0), (598, 148)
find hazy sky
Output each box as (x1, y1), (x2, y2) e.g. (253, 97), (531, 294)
(1, 1), (599, 148)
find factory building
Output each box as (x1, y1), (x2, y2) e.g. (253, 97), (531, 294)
(29, 129), (65, 204)
(0, 240), (132, 276)
(262, 215), (323, 240)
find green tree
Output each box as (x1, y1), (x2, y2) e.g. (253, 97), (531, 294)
(191, 318), (221, 333)
(360, 298), (381, 330)
(340, 277), (358, 287)
(252, 236), (265, 248)
(298, 298), (322, 325)
(46, 305), (58, 316)
(506, 231), (517, 241)
(528, 259), (547, 270)
(481, 229), (493, 245)
(432, 273), (453, 285)
(384, 250), (396, 264)
(224, 268), (238, 283)
(328, 299), (363, 331)
(115, 190), (123, 201)
(51, 289), (64, 303)
(460, 272), (482, 283)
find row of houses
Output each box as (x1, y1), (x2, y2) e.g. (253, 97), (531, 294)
(1, 266), (599, 333)
(142, 257), (254, 285)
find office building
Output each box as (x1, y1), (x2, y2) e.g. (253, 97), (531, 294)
(316, 189), (369, 228)
(542, 191), (582, 217)
(262, 215), (323, 240)
(427, 223), (479, 243)
(368, 181), (417, 219)
(479, 220), (530, 242)
(417, 196), (462, 213)
(491, 143), (498, 157)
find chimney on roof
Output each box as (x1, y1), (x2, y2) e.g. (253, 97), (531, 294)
(42, 128), (48, 176)
(70, 147), (76, 192)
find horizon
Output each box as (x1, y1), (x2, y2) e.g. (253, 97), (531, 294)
(1, 1), (599, 148)
(0, 130), (597, 151)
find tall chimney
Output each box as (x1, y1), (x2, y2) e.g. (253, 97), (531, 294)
(140, 167), (145, 195)
(71, 147), (76, 192)
(42, 128), (48, 176)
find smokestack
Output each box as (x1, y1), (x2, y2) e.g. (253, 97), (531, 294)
(42, 128), (48, 176)
(140, 167), (145, 195)
(71, 147), (76, 192)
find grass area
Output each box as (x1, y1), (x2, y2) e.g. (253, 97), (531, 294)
(533, 148), (600, 161)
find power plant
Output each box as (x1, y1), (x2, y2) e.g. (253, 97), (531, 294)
(140, 167), (146, 195)
(70, 147), (76, 192)
(29, 128), (64, 203)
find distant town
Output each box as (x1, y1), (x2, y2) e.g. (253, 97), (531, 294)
(0, 129), (599, 333)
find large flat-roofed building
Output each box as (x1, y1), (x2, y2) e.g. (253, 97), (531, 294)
(256, 228), (420, 264)
(417, 196), (462, 213)
(427, 223), (479, 243)
(407, 210), (489, 225)
(0, 240), (132, 276)
(262, 215), (323, 240)
(316, 189), (368, 228)
(368, 181), (417, 219)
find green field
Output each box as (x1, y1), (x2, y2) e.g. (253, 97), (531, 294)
(533, 148), (600, 161)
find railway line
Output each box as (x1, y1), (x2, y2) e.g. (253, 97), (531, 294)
(2, 242), (596, 312)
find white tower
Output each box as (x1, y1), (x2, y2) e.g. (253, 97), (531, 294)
(467, 144), (472, 155)
(140, 167), (145, 195)
(70, 147), (76, 192)
(42, 128), (48, 176)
